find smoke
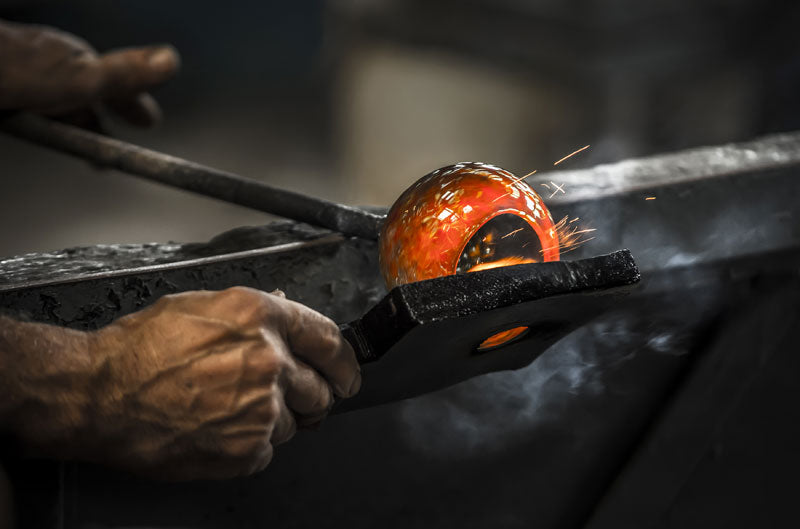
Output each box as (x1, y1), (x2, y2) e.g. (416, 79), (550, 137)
(390, 142), (798, 463)
(395, 309), (694, 460)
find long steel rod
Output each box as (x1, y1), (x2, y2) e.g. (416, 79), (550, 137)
(0, 113), (384, 240)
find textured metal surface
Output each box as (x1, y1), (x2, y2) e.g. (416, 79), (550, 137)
(0, 113), (384, 240)
(545, 132), (800, 204)
(50, 245), (798, 529)
(0, 221), (328, 288)
(0, 225), (384, 330)
(339, 250), (639, 410)
(1, 130), (799, 528)
(538, 132), (800, 271)
(1, 235), (639, 403)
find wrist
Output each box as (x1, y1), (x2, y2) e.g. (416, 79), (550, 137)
(0, 317), (96, 459)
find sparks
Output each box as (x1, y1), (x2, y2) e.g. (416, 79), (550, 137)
(379, 161), (561, 289)
(554, 145), (590, 166)
(548, 182), (566, 198)
(501, 228), (524, 239)
(509, 169), (537, 186)
(547, 215), (597, 255)
(645, 196), (656, 200)
(540, 183), (551, 190)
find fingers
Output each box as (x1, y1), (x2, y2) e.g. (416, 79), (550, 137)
(105, 92), (163, 127)
(244, 442), (274, 476)
(0, 22), (177, 125)
(153, 287), (362, 398)
(174, 287), (361, 399)
(98, 45), (180, 97)
(51, 44), (177, 128)
(281, 299), (361, 398)
(282, 358), (334, 416)
(270, 396), (297, 446)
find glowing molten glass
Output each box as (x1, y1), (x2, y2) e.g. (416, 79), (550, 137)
(467, 256), (538, 273)
(468, 257), (537, 352)
(379, 162), (560, 289)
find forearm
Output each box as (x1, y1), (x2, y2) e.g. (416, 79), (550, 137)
(0, 315), (94, 458)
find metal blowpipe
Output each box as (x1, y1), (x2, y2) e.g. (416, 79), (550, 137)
(0, 113), (384, 240)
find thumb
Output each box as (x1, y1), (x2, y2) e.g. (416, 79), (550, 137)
(97, 45), (180, 97)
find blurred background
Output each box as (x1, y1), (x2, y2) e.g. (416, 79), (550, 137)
(0, 0), (799, 256)
(2, 3), (800, 528)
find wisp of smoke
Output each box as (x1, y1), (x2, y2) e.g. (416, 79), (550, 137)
(396, 311), (693, 460)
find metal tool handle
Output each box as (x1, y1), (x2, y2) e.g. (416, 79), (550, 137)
(339, 322), (379, 365)
(0, 113), (384, 240)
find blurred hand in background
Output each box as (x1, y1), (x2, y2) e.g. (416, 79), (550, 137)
(0, 18), (179, 130)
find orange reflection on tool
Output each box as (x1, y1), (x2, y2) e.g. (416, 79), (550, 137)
(468, 258), (537, 351)
(477, 326), (530, 351)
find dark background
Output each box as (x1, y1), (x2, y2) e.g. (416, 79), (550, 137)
(1, 2), (800, 528)
(1, 0), (799, 257)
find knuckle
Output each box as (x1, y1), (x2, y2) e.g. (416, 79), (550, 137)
(261, 393), (282, 424)
(316, 318), (344, 360)
(48, 26), (97, 54)
(249, 352), (283, 384)
(245, 444), (274, 476)
(215, 286), (259, 306)
(220, 286), (275, 322)
(155, 289), (203, 307)
(272, 418), (297, 446)
(315, 383), (334, 410)
(155, 292), (181, 306)
(64, 62), (103, 98)
(218, 286), (261, 308)
(282, 422), (297, 444)
(220, 285), (253, 298)
(226, 285), (271, 303)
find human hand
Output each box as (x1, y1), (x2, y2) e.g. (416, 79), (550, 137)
(80, 287), (360, 480)
(0, 19), (179, 128)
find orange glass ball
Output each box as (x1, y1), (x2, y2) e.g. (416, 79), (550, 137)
(379, 162), (561, 289)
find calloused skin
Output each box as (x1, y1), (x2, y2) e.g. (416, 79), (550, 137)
(0, 20), (361, 483)
(0, 287), (361, 481)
